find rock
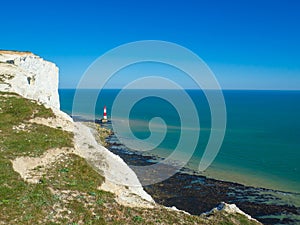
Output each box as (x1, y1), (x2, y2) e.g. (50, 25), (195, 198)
(202, 202), (260, 223)
(0, 50), (60, 109)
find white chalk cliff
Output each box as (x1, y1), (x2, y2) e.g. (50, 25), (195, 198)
(0, 51), (59, 109)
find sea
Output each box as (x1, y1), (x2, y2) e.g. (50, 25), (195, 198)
(59, 89), (300, 207)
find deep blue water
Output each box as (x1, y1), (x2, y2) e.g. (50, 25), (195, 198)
(59, 89), (300, 194)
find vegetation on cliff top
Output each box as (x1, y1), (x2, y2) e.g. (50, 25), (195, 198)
(0, 93), (260, 224)
(0, 50), (33, 55)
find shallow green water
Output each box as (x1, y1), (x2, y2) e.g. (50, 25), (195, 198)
(60, 89), (300, 194)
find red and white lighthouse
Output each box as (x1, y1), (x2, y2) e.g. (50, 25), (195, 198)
(102, 106), (108, 123)
(103, 106), (107, 120)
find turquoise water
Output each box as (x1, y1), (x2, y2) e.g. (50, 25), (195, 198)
(60, 89), (300, 194)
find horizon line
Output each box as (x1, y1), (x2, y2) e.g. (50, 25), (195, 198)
(58, 88), (300, 91)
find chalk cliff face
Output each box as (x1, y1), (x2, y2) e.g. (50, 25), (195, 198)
(0, 51), (60, 109)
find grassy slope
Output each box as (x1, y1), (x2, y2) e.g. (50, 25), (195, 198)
(0, 92), (260, 225)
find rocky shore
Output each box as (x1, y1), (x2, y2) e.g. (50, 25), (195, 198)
(101, 122), (300, 225)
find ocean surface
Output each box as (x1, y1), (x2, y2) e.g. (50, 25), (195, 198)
(59, 89), (300, 197)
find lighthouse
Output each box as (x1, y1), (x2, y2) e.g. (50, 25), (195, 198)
(102, 106), (108, 123)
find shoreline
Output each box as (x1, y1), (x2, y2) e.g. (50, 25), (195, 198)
(91, 120), (300, 225)
(97, 119), (299, 195)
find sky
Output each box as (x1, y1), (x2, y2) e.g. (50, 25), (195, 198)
(0, 0), (299, 90)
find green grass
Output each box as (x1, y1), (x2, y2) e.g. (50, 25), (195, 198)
(46, 153), (104, 192)
(0, 91), (54, 127)
(0, 93), (74, 224)
(2, 124), (73, 158)
(0, 156), (55, 223)
(0, 93), (71, 159)
(0, 93), (261, 224)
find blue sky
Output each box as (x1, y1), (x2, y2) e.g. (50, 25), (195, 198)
(1, 0), (299, 89)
